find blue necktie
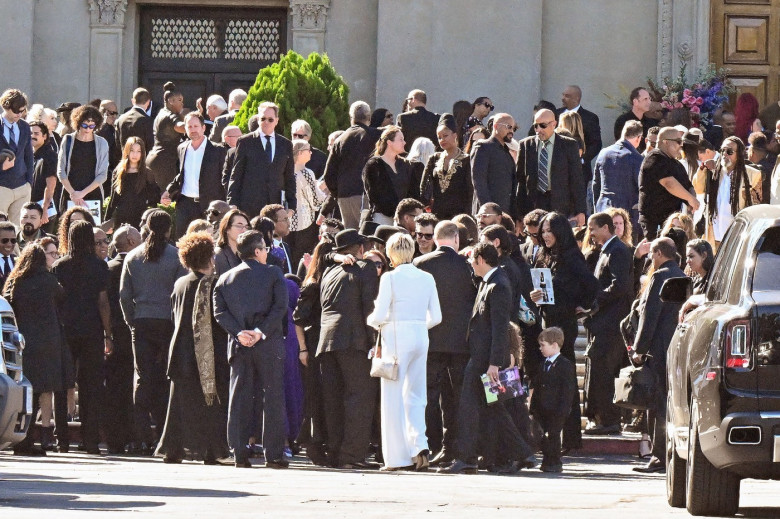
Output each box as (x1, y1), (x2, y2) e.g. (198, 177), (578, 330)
(538, 140), (549, 193)
(544, 359), (552, 372)
(264, 135), (272, 161)
(6, 124), (16, 152)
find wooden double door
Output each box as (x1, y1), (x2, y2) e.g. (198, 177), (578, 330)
(138, 6), (288, 110)
(711, 0), (780, 109)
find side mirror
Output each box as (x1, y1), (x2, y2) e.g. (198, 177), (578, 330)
(660, 276), (692, 304)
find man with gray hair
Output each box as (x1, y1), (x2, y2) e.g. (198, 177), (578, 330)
(290, 119), (327, 178)
(210, 88), (248, 143)
(593, 120), (645, 230)
(323, 101), (380, 229)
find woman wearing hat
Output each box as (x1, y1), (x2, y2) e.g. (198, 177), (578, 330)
(420, 114), (473, 220)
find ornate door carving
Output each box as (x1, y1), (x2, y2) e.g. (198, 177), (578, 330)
(711, 0), (780, 108)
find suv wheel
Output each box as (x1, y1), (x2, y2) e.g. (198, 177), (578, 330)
(666, 396), (685, 508)
(685, 404), (740, 516)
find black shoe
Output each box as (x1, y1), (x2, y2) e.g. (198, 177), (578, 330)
(163, 454), (182, 464)
(521, 455), (537, 470)
(632, 457), (665, 473)
(413, 450), (429, 472)
(235, 459), (252, 468)
(339, 460), (380, 470)
(437, 459), (478, 474)
(496, 461), (521, 475)
(583, 424), (621, 435)
(306, 444), (329, 467)
(56, 443), (69, 453)
(107, 445), (126, 455)
(429, 450), (454, 466)
(541, 463), (563, 473)
(14, 445), (47, 457)
(266, 459), (289, 469)
(85, 445), (102, 456)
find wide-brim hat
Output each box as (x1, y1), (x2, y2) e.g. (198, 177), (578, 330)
(56, 102), (81, 113)
(371, 225), (405, 245)
(334, 229), (368, 251)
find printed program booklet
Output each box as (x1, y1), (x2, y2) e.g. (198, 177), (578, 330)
(530, 267), (554, 305)
(481, 366), (524, 405)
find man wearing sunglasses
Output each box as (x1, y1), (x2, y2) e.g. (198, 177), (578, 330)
(471, 113), (518, 218)
(638, 127), (699, 240)
(517, 109), (586, 227)
(227, 101), (296, 221)
(469, 97), (494, 128)
(397, 89), (440, 153)
(0, 221), (17, 288)
(0, 89), (34, 226)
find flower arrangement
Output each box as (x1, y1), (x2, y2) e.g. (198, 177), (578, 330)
(647, 63), (735, 128)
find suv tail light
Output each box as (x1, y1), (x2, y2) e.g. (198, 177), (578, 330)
(725, 319), (751, 370)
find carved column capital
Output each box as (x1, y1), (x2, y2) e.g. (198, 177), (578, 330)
(291, 0), (330, 31)
(88, 0), (128, 27)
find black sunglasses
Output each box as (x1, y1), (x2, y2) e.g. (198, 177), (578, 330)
(720, 148), (736, 156)
(11, 106), (27, 115)
(533, 122), (552, 129)
(482, 102), (495, 111)
(292, 133), (308, 139)
(1, 238), (17, 244)
(371, 260), (384, 270)
(105, 110), (119, 116)
(260, 117), (275, 122)
(417, 232), (434, 240)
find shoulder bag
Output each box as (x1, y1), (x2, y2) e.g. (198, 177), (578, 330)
(370, 274), (399, 381)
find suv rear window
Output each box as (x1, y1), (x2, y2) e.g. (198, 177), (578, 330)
(753, 227), (780, 293)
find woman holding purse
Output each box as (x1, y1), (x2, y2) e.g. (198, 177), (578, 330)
(367, 233), (441, 471)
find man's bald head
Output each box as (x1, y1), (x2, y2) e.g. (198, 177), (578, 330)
(562, 85), (582, 109)
(113, 225), (142, 253)
(533, 109), (557, 140)
(492, 113), (515, 143)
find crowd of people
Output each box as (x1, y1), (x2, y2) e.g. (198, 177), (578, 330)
(3, 81), (779, 475)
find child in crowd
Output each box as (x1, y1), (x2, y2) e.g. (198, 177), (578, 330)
(530, 326), (577, 473)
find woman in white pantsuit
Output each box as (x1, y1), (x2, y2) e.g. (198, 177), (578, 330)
(367, 233), (442, 471)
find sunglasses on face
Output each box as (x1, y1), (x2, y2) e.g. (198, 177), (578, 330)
(533, 122), (552, 129)
(260, 117), (275, 122)
(11, 106), (27, 115)
(105, 110), (119, 116)
(482, 102), (495, 111)
(0, 238), (16, 244)
(371, 260), (384, 270)
(417, 232), (434, 240)
(476, 213), (498, 219)
(292, 133), (308, 139)
(497, 122), (517, 131)
(80, 123), (97, 130)
(720, 148), (736, 156)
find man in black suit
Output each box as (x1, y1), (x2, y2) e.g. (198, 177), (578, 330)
(115, 88), (154, 152)
(227, 101), (296, 219)
(259, 204), (294, 274)
(440, 243), (535, 474)
(582, 213), (633, 435)
(519, 209), (547, 267)
(396, 89), (440, 152)
(0, 222), (17, 289)
(317, 229), (379, 468)
(213, 231), (289, 468)
(516, 109), (586, 226)
(104, 225), (143, 454)
(632, 237), (685, 473)
(557, 85), (603, 206)
(209, 88), (247, 144)
(413, 221), (476, 465)
(162, 113), (227, 238)
(323, 101), (380, 230)
(470, 113), (517, 217)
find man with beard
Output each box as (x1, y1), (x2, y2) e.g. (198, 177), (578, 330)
(28, 120), (59, 230)
(475, 202), (503, 232)
(470, 113), (518, 217)
(18, 202), (55, 249)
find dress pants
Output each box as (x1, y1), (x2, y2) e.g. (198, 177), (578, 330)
(648, 364), (667, 462)
(456, 358), (534, 464)
(228, 339), (286, 463)
(337, 195), (363, 230)
(425, 352), (468, 455)
(555, 317), (583, 450)
(64, 333), (104, 449)
(319, 348), (377, 465)
(380, 323), (429, 468)
(288, 223), (319, 271)
(53, 390), (69, 448)
(538, 415), (563, 468)
(639, 219), (661, 241)
(0, 182), (31, 226)
(583, 333), (623, 427)
(132, 318), (173, 445)
(174, 195), (204, 239)
(103, 327), (135, 450)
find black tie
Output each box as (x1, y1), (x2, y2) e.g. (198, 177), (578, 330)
(7, 124), (16, 152)
(3, 256), (11, 277)
(264, 135), (272, 160)
(544, 359), (552, 372)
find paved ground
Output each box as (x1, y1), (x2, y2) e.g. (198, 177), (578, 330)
(0, 452), (777, 518)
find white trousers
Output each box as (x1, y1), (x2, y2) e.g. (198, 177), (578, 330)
(380, 321), (429, 468)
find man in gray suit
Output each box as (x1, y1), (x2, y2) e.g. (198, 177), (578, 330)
(213, 231), (289, 468)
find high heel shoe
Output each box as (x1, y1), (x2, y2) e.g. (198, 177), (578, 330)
(638, 436), (652, 459)
(413, 450), (429, 472)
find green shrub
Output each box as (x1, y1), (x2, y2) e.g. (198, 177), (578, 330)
(233, 51), (350, 150)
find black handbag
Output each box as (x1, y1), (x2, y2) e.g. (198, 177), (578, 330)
(613, 360), (657, 411)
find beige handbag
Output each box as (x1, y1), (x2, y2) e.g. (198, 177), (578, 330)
(369, 274), (399, 381)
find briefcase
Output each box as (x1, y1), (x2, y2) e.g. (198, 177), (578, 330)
(613, 363), (656, 411)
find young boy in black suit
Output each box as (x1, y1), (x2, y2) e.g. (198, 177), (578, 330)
(530, 327), (577, 473)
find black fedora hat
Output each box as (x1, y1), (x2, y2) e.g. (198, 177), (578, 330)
(359, 220), (380, 238)
(334, 229), (368, 251)
(371, 225), (405, 245)
(56, 102), (81, 113)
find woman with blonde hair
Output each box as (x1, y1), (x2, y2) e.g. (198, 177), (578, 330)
(362, 125), (412, 225)
(105, 136), (159, 229)
(557, 111), (586, 158)
(367, 233), (441, 471)
(661, 211), (696, 242)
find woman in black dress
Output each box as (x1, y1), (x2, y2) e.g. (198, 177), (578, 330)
(685, 239), (714, 295)
(146, 82), (185, 190)
(420, 115), (473, 220)
(363, 126), (412, 225)
(57, 105), (109, 215)
(155, 231), (229, 464)
(5, 243), (72, 455)
(214, 209), (250, 276)
(105, 136), (159, 229)
(530, 212), (599, 451)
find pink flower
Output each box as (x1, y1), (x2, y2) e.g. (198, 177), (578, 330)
(683, 89), (692, 97)
(690, 105), (701, 114)
(695, 97), (704, 106)
(674, 102), (684, 109)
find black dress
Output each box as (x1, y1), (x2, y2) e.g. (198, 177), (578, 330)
(105, 169), (160, 229)
(156, 271), (229, 462)
(420, 150), (473, 219)
(59, 139), (103, 214)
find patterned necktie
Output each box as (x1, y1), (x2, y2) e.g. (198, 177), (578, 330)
(264, 135), (272, 160)
(270, 245), (287, 271)
(6, 124), (16, 152)
(538, 140), (549, 193)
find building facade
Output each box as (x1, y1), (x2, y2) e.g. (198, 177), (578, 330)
(2, 0), (776, 143)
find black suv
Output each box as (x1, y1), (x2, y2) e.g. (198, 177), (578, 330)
(664, 205), (780, 516)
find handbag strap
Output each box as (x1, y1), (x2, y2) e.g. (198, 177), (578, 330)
(389, 273), (398, 360)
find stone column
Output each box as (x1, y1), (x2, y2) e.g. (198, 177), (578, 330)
(290, 0), (330, 57)
(87, 0), (127, 103)
(657, 0), (711, 80)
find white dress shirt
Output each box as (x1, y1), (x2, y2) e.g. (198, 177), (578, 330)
(181, 140), (206, 198)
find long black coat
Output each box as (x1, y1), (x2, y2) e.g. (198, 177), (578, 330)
(413, 246), (476, 354)
(4, 270), (73, 392)
(397, 106), (440, 153)
(323, 123), (381, 198)
(585, 237), (634, 340)
(115, 107), (154, 152)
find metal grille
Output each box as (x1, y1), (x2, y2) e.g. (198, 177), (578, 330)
(148, 16), (282, 61)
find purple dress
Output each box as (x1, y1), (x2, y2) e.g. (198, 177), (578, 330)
(284, 278), (304, 442)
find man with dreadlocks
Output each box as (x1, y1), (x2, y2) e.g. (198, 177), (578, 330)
(692, 135), (762, 249)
